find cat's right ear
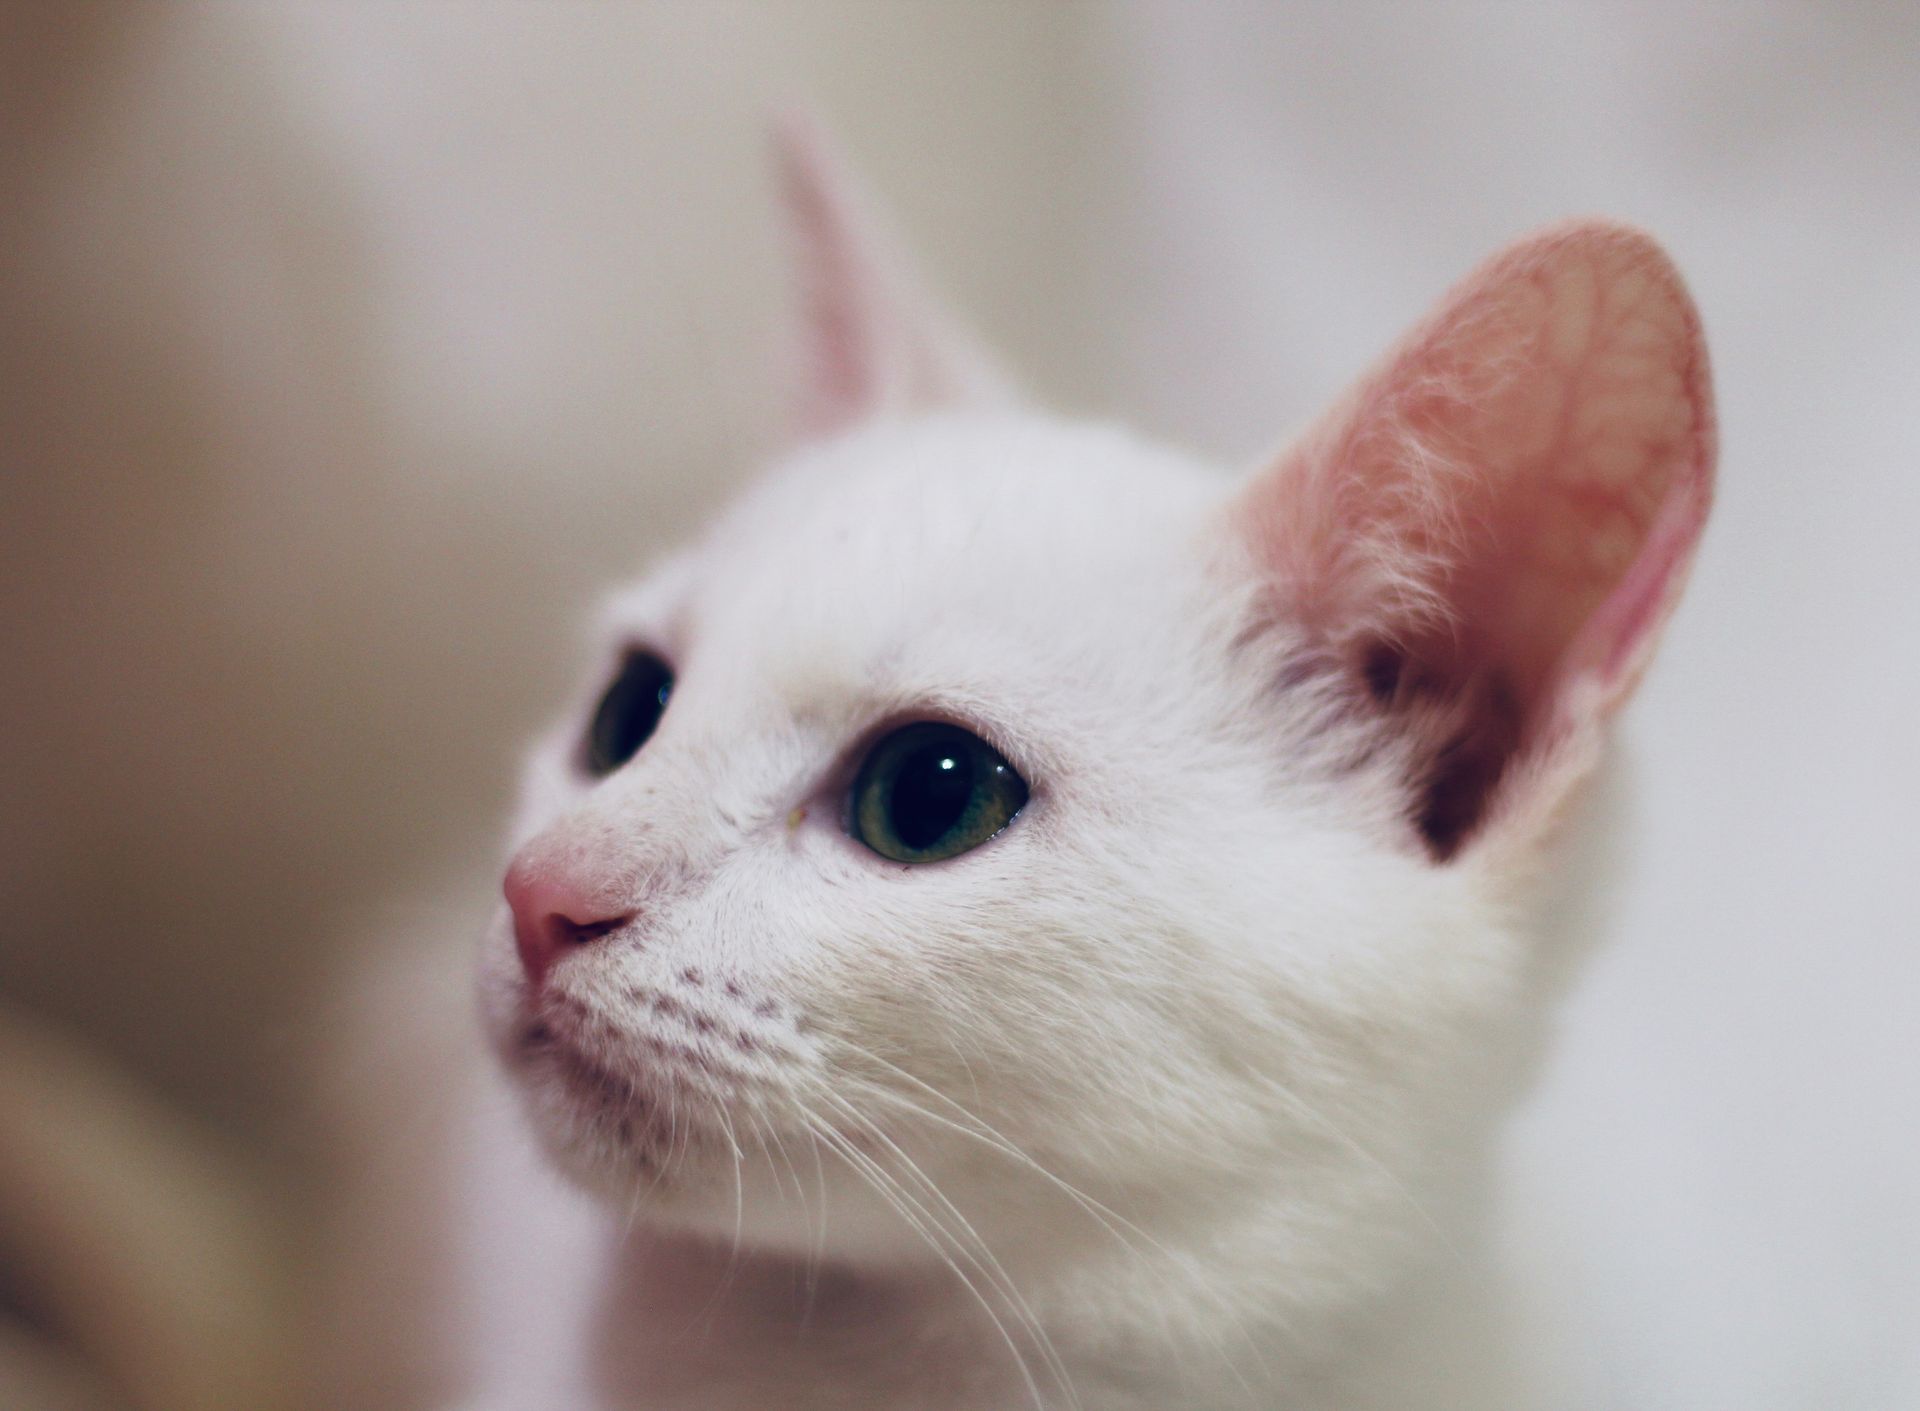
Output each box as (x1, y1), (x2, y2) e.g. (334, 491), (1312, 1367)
(771, 111), (1018, 441)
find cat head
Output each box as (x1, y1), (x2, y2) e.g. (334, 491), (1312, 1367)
(479, 117), (1713, 1289)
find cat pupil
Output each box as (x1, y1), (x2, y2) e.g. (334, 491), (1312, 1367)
(851, 722), (1028, 863)
(890, 743), (973, 850)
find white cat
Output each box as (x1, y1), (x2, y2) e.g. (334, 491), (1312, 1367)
(438, 116), (1716, 1410)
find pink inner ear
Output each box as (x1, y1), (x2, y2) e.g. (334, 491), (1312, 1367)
(1241, 221), (1715, 857)
(770, 111), (1016, 440)
(774, 113), (904, 435)
(1322, 222), (1714, 737)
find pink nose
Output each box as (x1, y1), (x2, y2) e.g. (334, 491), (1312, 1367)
(503, 849), (636, 986)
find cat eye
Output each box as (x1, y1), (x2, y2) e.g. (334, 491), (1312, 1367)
(582, 650), (673, 777)
(850, 722), (1028, 864)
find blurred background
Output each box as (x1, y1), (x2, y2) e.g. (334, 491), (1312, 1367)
(1, 3), (1915, 1409)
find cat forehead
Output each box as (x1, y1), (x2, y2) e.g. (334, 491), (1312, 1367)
(727, 414), (1220, 577)
(608, 415), (1229, 686)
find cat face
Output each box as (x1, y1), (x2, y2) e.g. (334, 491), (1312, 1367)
(481, 417), (1484, 1266)
(480, 119), (1713, 1284)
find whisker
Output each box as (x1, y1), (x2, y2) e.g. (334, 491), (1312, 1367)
(812, 1089), (1083, 1411)
(794, 1104), (1059, 1411)
(824, 1041), (1278, 1391)
(831, 1040), (1160, 1257)
(1250, 1072), (1465, 1265)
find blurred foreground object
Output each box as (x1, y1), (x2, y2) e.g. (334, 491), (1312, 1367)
(0, 1004), (295, 1411)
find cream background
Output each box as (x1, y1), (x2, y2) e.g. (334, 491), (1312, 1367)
(2, 4), (1914, 1407)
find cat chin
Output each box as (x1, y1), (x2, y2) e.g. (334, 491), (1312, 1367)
(497, 1016), (802, 1230)
(504, 1037), (1032, 1268)
(511, 1049), (681, 1188)
(522, 1101), (945, 1268)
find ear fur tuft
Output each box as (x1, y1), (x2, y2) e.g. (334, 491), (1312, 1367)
(1236, 220), (1715, 859)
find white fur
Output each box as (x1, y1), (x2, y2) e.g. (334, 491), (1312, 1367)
(426, 140), (1712, 1410)
(442, 416), (1568, 1410)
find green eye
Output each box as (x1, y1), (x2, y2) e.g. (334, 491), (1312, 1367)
(851, 722), (1029, 864)
(582, 650), (673, 777)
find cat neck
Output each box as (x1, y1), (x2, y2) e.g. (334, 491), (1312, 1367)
(580, 1174), (1514, 1411)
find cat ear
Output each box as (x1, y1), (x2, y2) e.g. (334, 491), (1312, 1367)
(1237, 220), (1715, 861)
(771, 111), (1018, 440)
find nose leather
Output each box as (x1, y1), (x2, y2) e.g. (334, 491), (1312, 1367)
(503, 842), (637, 986)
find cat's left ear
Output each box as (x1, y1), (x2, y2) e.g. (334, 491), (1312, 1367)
(771, 111), (1018, 440)
(1235, 220), (1715, 864)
